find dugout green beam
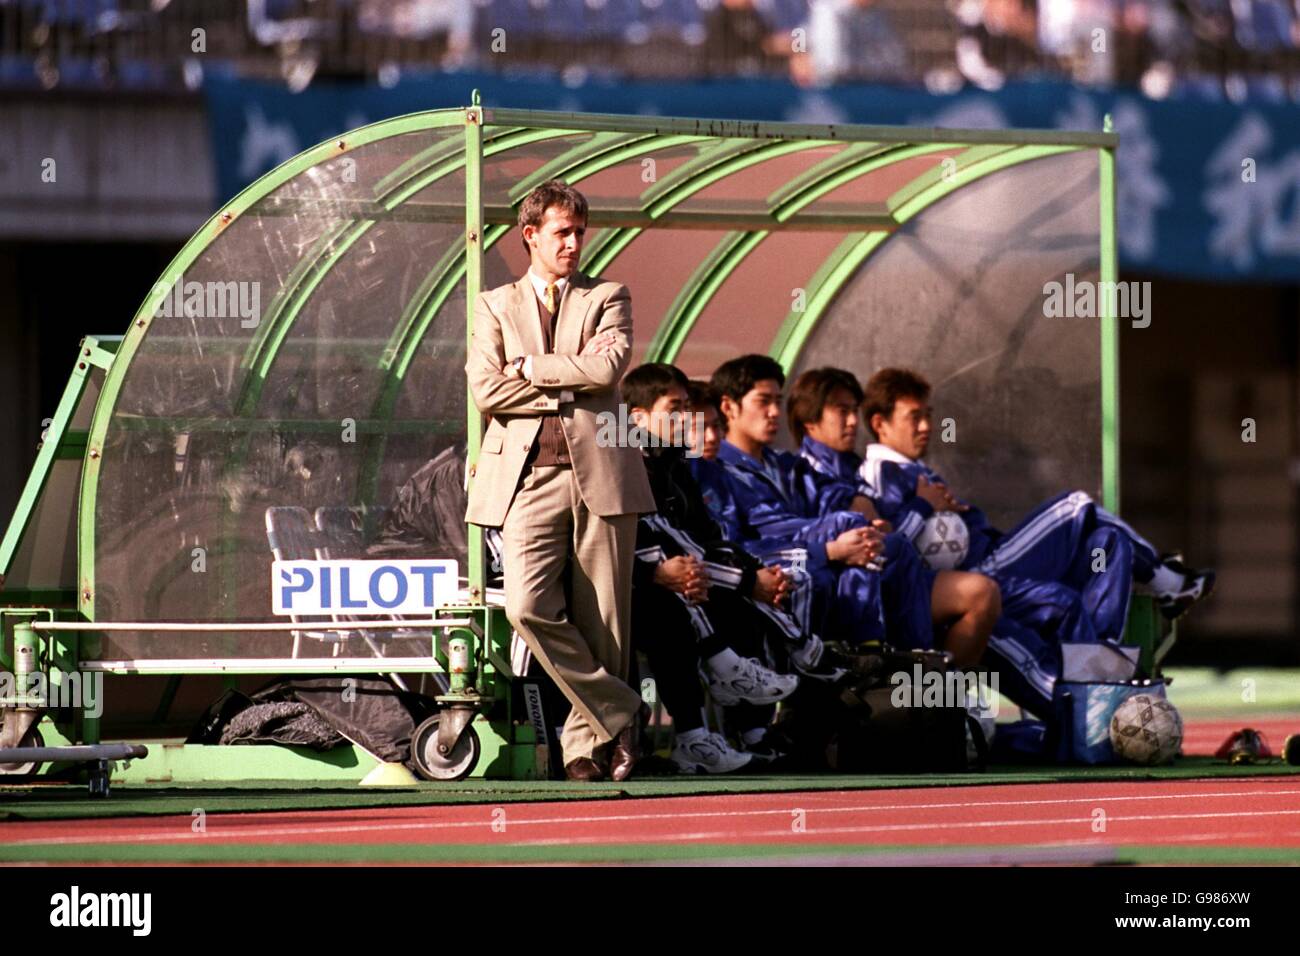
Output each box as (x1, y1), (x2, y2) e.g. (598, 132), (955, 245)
(0, 99), (1123, 784)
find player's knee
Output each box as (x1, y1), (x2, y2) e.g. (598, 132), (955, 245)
(955, 572), (1000, 625)
(974, 575), (1001, 623)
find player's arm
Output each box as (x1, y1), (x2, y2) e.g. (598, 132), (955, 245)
(863, 461), (931, 545)
(525, 283), (633, 393)
(466, 293), (562, 416)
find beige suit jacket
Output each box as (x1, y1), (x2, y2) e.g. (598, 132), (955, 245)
(465, 270), (656, 528)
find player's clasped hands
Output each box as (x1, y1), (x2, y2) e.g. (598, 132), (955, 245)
(828, 525), (885, 567)
(655, 554), (710, 604)
(917, 475), (969, 512)
(752, 564), (789, 607)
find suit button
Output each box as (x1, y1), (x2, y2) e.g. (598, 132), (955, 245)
(521, 444), (530, 452)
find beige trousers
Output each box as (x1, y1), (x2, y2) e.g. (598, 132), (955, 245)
(500, 464), (642, 765)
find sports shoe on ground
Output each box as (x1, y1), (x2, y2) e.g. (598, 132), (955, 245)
(790, 633), (848, 682)
(708, 656), (799, 706)
(1156, 557), (1216, 621)
(1213, 727), (1274, 764)
(672, 731), (754, 774)
(738, 732), (789, 767)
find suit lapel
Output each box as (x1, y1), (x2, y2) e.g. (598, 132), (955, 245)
(510, 275), (545, 357)
(556, 271), (594, 357)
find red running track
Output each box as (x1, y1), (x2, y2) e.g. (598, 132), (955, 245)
(6, 778), (1300, 856)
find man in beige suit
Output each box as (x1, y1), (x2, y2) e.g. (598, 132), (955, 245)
(465, 180), (656, 782)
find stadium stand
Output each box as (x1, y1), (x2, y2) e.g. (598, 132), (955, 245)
(2, 0), (1299, 97)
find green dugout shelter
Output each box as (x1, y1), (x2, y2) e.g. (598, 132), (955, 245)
(0, 96), (1140, 783)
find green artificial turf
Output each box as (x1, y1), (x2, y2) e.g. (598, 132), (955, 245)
(3, 841), (1298, 866)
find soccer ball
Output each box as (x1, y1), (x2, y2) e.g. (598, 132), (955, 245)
(1109, 693), (1183, 766)
(915, 512), (969, 570)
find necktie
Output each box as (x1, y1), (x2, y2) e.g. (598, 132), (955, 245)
(544, 282), (558, 315)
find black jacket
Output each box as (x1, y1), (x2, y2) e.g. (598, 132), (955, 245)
(634, 445), (762, 596)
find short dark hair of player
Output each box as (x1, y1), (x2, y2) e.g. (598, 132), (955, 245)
(710, 354), (786, 409)
(621, 362), (690, 412)
(518, 179), (589, 254)
(686, 380), (723, 419)
(786, 367), (864, 445)
(863, 368), (932, 439)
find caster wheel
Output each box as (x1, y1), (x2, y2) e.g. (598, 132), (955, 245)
(410, 714), (480, 781)
(0, 728), (44, 778)
(86, 764), (110, 801)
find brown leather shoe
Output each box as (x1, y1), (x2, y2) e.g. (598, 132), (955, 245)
(564, 757), (606, 782)
(609, 704), (650, 783)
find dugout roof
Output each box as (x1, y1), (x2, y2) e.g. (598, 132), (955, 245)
(1, 95), (1120, 659)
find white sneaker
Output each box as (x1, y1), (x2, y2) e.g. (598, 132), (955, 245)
(672, 731), (753, 774)
(708, 656), (799, 706)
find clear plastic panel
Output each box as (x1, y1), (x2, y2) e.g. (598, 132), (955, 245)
(792, 150), (1102, 530)
(480, 131), (598, 212)
(676, 230), (847, 380)
(673, 142), (846, 214)
(5, 363), (103, 594)
(91, 126), (467, 658)
(572, 140), (711, 210)
(803, 149), (966, 215)
(4, 459), (80, 593)
(591, 228), (733, 371)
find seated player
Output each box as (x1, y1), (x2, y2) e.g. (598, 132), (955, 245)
(708, 355), (999, 668)
(687, 379), (820, 645)
(624, 363), (818, 772)
(788, 367), (1100, 720)
(856, 367), (1215, 636)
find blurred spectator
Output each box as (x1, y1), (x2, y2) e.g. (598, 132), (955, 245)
(953, 0), (1041, 89)
(1037, 0), (1118, 84)
(357, 0), (475, 67)
(1230, 0), (1295, 55)
(702, 0), (787, 76)
(791, 0), (908, 87)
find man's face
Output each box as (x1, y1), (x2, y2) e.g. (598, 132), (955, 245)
(689, 403), (724, 460)
(632, 385), (690, 445)
(523, 205), (586, 280)
(722, 379), (783, 449)
(873, 395), (932, 460)
(805, 386), (860, 453)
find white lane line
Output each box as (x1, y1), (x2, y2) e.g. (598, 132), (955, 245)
(8, 786), (1300, 848)
(513, 808), (1300, 846)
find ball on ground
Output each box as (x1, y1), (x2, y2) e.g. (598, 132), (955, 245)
(1109, 693), (1182, 766)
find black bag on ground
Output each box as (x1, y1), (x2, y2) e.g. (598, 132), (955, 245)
(771, 643), (984, 773)
(189, 676), (439, 767)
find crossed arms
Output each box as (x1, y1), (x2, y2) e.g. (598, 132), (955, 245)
(466, 283), (633, 416)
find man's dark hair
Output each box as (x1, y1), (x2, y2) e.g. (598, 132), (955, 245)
(621, 362), (690, 412)
(686, 380), (723, 419)
(709, 355), (786, 410)
(863, 367), (932, 439)
(518, 180), (589, 254)
(786, 367), (864, 444)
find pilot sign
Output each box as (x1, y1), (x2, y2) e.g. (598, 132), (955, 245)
(272, 559), (458, 616)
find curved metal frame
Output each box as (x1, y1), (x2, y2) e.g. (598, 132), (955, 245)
(76, 104), (1118, 623)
